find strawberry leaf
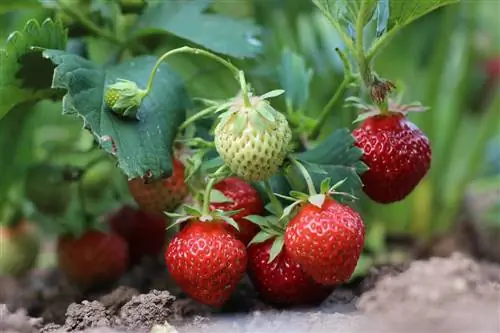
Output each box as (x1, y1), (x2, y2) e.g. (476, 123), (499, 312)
(386, 0), (459, 31)
(268, 236), (284, 263)
(291, 129), (367, 202)
(133, 0), (262, 58)
(42, 50), (191, 180)
(0, 18), (67, 121)
(276, 49), (313, 112)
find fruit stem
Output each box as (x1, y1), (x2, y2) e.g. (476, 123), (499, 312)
(238, 71), (252, 108)
(179, 105), (219, 130)
(289, 156), (317, 196)
(144, 46), (244, 98)
(309, 48), (354, 139)
(201, 165), (229, 216)
(263, 180), (284, 216)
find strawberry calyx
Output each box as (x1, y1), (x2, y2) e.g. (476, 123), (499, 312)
(215, 88), (287, 137)
(245, 214), (286, 263)
(347, 97), (429, 123)
(165, 203), (242, 232)
(104, 79), (147, 120)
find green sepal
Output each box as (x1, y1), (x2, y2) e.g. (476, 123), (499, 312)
(254, 102), (276, 123)
(248, 230), (274, 246)
(244, 215), (269, 227)
(260, 89), (285, 100)
(268, 235), (284, 263)
(210, 189), (234, 204)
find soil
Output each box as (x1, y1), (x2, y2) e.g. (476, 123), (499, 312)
(1, 251), (499, 333)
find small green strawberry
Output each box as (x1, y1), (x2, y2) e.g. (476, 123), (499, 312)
(214, 90), (292, 182)
(104, 79), (146, 119)
(0, 219), (40, 277)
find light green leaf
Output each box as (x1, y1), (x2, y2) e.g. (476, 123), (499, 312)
(42, 50), (191, 180)
(134, 0), (262, 58)
(260, 89), (285, 100)
(220, 216), (240, 231)
(0, 18), (67, 121)
(255, 103), (276, 123)
(268, 236), (284, 263)
(320, 177), (332, 194)
(277, 49), (313, 112)
(387, 0), (460, 30)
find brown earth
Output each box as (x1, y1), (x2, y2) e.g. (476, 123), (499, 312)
(1, 252), (499, 333)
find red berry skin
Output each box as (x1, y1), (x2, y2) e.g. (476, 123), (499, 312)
(107, 205), (167, 266)
(57, 231), (129, 289)
(284, 198), (365, 286)
(352, 114), (432, 203)
(165, 221), (247, 307)
(128, 159), (189, 214)
(247, 240), (333, 306)
(210, 177), (264, 245)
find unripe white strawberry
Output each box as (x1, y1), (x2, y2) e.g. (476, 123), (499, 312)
(214, 91), (292, 182)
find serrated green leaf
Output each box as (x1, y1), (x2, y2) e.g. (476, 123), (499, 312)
(277, 49), (313, 112)
(268, 236), (284, 263)
(248, 230), (274, 246)
(292, 129), (366, 202)
(133, 0), (262, 58)
(387, 0), (459, 30)
(42, 50), (190, 180)
(312, 0), (377, 40)
(0, 18), (67, 121)
(209, 189), (233, 204)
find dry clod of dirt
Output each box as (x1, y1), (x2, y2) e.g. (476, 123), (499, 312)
(0, 304), (43, 333)
(63, 301), (111, 332)
(99, 286), (139, 315)
(117, 289), (176, 330)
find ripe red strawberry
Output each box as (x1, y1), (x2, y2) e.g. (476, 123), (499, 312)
(210, 177), (264, 245)
(284, 197), (365, 286)
(107, 205), (167, 266)
(353, 112), (432, 203)
(128, 158), (189, 214)
(165, 220), (247, 307)
(247, 239), (333, 306)
(57, 230), (129, 288)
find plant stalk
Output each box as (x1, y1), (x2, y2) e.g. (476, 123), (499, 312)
(263, 180), (284, 216)
(289, 156), (317, 195)
(201, 165), (229, 215)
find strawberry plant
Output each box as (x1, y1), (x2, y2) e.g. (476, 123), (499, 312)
(1, 0), (489, 306)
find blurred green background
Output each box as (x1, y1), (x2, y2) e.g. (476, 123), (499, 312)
(1, 0), (499, 273)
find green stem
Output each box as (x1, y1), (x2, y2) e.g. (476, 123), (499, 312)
(56, 0), (123, 45)
(263, 180), (283, 216)
(365, 25), (402, 63)
(238, 70), (252, 107)
(144, 46), (243, 97)
(289, 156), (316, 195)
(179, 105), (218, 130)
(309, 48), (354, 139)
(201, 165), (229, 215)
(309, 77), (351, 139)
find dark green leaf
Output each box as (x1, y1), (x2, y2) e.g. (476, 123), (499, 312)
(42, 50), (191, 180)
(277, 49), (313, 112)
(387, 0), (459, 30)
(0, 18), (67, 120)
(0, 0), (41, 15)
(268, 236), (284, 263)
(291, 129), (367, 202)
(133, 0), (262, 58)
